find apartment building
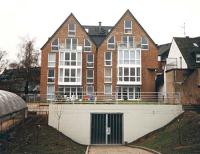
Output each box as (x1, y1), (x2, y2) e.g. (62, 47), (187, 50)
(40, 10), (158, 101)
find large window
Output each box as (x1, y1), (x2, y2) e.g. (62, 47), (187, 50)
(107, 36), (115, 50)
(51, 38), (59, 51)
(87, 85), (94, 95)
(84, 39), (92, 52)
(118, 67), (140, 82)
(122, 36), (134, 48)
(87, 54), (94, 68)
(196, 54), (200, 63)
(48, 68), (55, 83)
(124, 20), (132, 34)
(66, 38), (77, 50)
(48, 53), (56, 67)
(141, 36), (149, 50)
(105, 52), (112, 66)
(118, 49), (140, 65)
(59, 51), (81, 66)
(118, 48), (141, 84)
(59, 68), (81, 83)
(117, 86), (140, 100)
(87, 69), (93, 83)
(58, 86), (83, 99)
(68, 24), (76, 37)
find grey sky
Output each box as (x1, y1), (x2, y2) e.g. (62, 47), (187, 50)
(0, 0), (200, 62)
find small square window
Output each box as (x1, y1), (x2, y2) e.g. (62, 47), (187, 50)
(196, 54), (200, 63)
(124, 20), (132, 34)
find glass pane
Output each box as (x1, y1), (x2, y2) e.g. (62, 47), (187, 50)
(69, 24), (75, 31)
(87, 69), (93, 77)
(47, 85), (54, 94)
(72, 38), (77, 50)
(85, 39), (90, 46)
(105, 68), (111, 76)
(123, 36), (128, 43)
(130, 68), (135, 76)
(136, 50), (140, 59)
(66, 38), (71, 49)
(52, 39), (58, 46)
(48, 69), (54, 77)
(108, 36), (114, 43)
(65, 52), (70, 60)
(71, 69), (75, 77)
(142, 36), (148, 44)
(125, 20), (131, 28)
(87, 54), (93, 62)
(119, 67), (122, 76)
(124, 68), (129, 76)
(105, 84), (111, 94)
(106, 52), (111, 60)
(48, 53), (56, 61)
(65, 69), (69, 76)
(71, 53), (76, 60)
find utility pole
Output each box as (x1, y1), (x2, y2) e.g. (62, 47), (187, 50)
(181, 22), (186, 37)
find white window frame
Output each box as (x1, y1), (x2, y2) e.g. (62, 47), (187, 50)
(124, 20), (132, 34)
(122, 36), (134, 48)
(68, 24), (76, 37)
(104, 84), (112, 95)
(196, 54), (200, 63)
(48, 53), (56, 67)
(62, 68), (81, 83)
(87, 69), (94, 84)
(107, 36), (115, 50)
(104, 67), (112, 83)
(51, 38), (59, 51)
(87, 54), (94, 68)
(104, 52), (112, 66)
(84, 39), (92, 52)
(47, 68), (55, 83)
(87, 85), (94, 95)
(141, 36), (149, 50)
(59, 51), (81, 66)
(66, 38), (78, 50)
(47, 84), (55, 100)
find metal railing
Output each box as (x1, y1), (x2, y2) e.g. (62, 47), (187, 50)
(24, 92), (181, 105)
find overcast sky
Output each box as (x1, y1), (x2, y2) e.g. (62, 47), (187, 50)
(0, 0), (200, 62)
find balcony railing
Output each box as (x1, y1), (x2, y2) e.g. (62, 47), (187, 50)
(118, 42), (140, 49)
(24, 92), (181, 105)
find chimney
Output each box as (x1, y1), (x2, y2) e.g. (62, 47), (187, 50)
(98, 21), (102, 32)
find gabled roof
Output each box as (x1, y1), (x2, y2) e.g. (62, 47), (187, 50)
(174, 37), (200, 68)
(83, 25), (112, 47)
(98, 9), (157, 48)
(41, 13), (95, 50)
(158, 43), (171, 61)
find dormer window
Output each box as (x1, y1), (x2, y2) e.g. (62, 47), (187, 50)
(141, 36), (149, 50)
(51, 38), (59, 51)
(84, 39), (92, 52)
(124, 20), (132, 34)
(196, 54), (200, 63)
(107, 36), (115, 50)
(68, 24), (76, 37)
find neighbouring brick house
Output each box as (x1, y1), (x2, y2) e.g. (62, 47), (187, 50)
(40, 10), (158, 101)
(157, 37), (200, 104)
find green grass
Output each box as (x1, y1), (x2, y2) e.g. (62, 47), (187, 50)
(4, 115), (86, 154)
(129, 111), (200, 154)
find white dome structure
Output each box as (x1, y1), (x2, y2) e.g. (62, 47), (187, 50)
(0, 90), (27, 117)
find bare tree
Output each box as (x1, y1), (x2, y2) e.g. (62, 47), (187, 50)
(0, 50), (8, 73)
(18, 38), (39, 97)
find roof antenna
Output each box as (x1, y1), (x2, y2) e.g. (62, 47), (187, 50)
(181, 22), (186, 37)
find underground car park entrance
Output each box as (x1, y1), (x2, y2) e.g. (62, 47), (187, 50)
(91, 113), (123, 144)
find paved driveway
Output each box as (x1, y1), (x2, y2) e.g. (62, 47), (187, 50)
(88, 145), (154, 154)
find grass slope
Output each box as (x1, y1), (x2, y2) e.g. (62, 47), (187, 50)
(129, 111), (200, 154)
(3, 115), (86, 154)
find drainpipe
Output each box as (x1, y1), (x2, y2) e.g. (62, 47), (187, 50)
(180, 57), (182, 69)
(98, 22), (102, 33)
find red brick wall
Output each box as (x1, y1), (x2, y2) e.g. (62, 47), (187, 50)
(97, 12), (158, 94)
(40, 15), (96, 98)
